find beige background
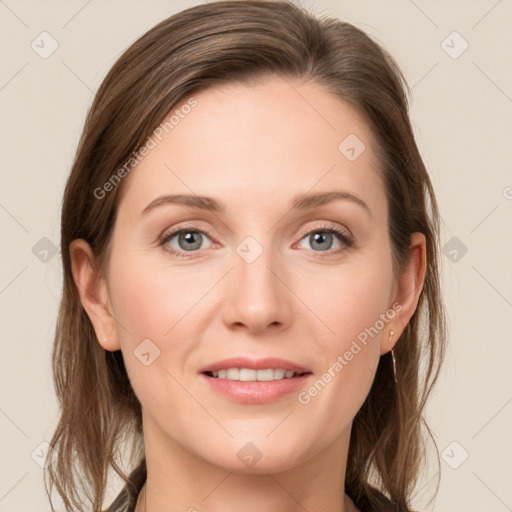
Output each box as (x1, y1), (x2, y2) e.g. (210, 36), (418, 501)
(1, 0), (511, 510)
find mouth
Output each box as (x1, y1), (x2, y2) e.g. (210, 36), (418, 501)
(199, 357), (313, 404)
(203, 368), (309, 381)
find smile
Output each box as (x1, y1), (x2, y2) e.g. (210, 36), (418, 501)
(204, 368), (307, 381)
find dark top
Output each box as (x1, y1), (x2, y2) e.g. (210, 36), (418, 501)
(104, 460), (403, 512)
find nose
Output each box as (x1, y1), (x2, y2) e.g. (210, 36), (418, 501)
(222, 248), (293, 335)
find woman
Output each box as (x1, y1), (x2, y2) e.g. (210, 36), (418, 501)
(45, 1), (446, 511)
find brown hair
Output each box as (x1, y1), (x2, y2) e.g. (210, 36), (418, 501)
(45, 1), (446, 511)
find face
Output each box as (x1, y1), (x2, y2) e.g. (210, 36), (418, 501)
(95, 77), (405, 472)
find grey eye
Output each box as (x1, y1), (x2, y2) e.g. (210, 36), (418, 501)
(177, 231), (203, 251)
(308, 231), (334, 251)
(296, 227), (350, 253)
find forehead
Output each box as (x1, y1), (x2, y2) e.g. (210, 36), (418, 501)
(117, 76), (386, 219)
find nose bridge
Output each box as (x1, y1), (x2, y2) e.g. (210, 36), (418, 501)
(222, 236), (292, 332)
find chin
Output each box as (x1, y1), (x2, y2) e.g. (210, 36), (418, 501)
(192, 430), (318, 475)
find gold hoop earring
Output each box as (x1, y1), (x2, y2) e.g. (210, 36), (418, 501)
(389, 330), (398, 383)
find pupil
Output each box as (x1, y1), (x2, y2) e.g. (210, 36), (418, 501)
(179, 231), (202, 251)
(311, 232), (332, 251)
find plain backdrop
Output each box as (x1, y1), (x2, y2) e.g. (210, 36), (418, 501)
(1, 1), (511, 511)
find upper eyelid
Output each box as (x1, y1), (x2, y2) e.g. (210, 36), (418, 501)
(160, 221), (348, 236)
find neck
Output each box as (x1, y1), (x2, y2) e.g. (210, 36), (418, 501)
(134, 414), (358, 512)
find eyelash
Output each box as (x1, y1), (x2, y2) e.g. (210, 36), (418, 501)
(159, 224), (354, 258)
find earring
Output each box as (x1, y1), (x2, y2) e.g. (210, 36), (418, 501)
(389, 330), (398, 383)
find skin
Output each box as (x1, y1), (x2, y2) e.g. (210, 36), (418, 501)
(71, 76), (426, 512)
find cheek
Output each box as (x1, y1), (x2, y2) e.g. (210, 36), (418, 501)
(294, 256), (394, 423)
(108, 251), (209, 344)
(106, 248), (224, 398)
(305, 258), (393, 350)
(106, 252), (209, 415)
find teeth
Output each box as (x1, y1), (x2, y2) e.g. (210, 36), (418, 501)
(256, 369), (278, 381)
(239, 368), (256, 381)
(273, 369), (286, 379)
(208, 368), (301, 381)
(226, 368), (239, 380)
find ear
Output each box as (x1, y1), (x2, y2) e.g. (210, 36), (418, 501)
(69, 239), (121, 351)
(380, 232), (427, 355)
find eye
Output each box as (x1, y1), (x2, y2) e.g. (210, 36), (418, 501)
(159, 224), (353, 258)
(296, 225), (353, 253)
(160, 227), (214, 256)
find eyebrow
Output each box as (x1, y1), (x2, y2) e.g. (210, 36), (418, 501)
(140, 190), (372, 218)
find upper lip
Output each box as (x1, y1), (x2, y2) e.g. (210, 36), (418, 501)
(199, 357), (311, 374)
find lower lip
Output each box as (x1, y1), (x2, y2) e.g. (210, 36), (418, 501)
(200, 373), (312, 404)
